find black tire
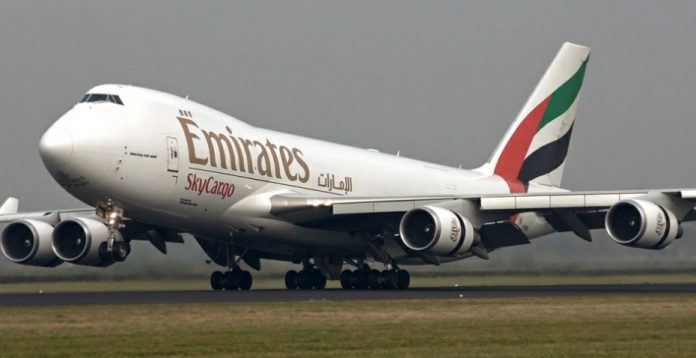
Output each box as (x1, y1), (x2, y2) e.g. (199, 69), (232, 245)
(98, 242), (112, 262)
(297, 270), (312, 290)
(312, 269), (327, 290)
(239, 270), (253, 290)
(284, 270), (298, 290)
(353, 269), (369, 290)
(397, 269), (410, 290)
(382, 270), (397, 290)
(340, 270), (353, 289)
(112, 241), (130, 262)
(368, 269), (381, 290)
(223, 271), (240, 290)
(210, 271), (224, 291)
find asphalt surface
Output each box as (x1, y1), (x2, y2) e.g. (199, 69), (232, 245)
(1, 283), (696, 307)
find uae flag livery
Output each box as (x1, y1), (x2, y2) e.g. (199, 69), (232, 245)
(487, 43), (590, 193)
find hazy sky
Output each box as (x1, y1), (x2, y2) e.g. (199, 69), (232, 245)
(2, 1), (696, 273)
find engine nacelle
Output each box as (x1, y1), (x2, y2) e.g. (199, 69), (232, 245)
(0, 219), (62, 267)
(51, 217), (120, 266)
(605, 199), (680, 250)
(399, 205), (477, 256)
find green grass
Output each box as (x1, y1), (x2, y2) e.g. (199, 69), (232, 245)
(2, 273), (696, 293)
(1, 295), (696, 357)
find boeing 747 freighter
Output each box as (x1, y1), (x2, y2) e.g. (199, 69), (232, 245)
(2, 43), (693, 291)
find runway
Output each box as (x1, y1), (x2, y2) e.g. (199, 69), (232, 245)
(1, 283), (696, 307)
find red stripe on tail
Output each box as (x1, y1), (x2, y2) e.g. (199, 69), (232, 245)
(494, 96), (551, 192)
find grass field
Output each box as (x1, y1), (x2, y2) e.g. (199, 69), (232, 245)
(2, 272), (696, 293)
(1, 295), (696, 357)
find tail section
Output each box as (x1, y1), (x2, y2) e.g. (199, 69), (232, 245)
(482, 42), (590, 192)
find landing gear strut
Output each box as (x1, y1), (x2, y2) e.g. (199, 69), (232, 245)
(210, 245), (253, 291)
(284, 260), (327, 290)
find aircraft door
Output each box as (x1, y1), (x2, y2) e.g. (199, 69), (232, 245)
(166, 137), (179, 173)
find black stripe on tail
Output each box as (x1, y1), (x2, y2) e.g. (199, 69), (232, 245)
(518, 124), (574, 183)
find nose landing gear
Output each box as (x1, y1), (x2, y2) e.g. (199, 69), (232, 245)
(96, 199), (130, 262)
(111, 240), (131, 262)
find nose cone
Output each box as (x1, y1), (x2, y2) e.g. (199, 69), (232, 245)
(39, 126), (73, 168)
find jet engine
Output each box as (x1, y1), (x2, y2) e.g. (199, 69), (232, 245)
(51, 217), (121, 266)
(605, 199), (681, 250)
(0, 219), (62, 267)
(399, 205), (477, 256)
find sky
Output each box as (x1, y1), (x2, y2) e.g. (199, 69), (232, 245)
(1, 1), (696, 275)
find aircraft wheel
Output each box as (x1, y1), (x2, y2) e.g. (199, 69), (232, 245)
(112, 241), (130, 262)
(397, 270), (410, 290)
(285, 270), (298, 290)
(223, 270), (240, 290)
(210, 271), (224, 291)
(312, 269), (326, 290)
(239, 270), (253, 290)
(340, 270), (353, 289)
(353, 269), (369, 290)
(98, 242), (111, 262)
(368, 269), (381, 290)
(382, 270), (397, 290)
(297, 269), (312, 290)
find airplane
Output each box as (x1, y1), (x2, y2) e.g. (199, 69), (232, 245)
(1, 42), (693, 291)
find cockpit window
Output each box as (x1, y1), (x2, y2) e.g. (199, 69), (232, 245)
(88, 94), (107, 102)
(79, 93), (124, 105)
(108, 95), (123, 105)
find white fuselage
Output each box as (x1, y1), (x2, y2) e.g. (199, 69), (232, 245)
(39, 84), (558, 262)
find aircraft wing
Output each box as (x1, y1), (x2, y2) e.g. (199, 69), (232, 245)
(270, 189), (696, 251)
(0, 206), (95, 225)
(0, 197), (184, 254)
(271, 189), (696, 221)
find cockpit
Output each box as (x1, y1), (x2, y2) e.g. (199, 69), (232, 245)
(79, 93), (124, 105)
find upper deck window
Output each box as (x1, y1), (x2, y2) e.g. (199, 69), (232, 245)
(79, 93), (124, 105)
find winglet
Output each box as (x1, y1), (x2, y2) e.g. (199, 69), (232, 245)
(0, 197), (18, 215)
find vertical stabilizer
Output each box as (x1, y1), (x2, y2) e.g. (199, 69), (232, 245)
(481, 42), (590, 192)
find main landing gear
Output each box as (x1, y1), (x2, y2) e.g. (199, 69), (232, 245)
(284, 263), (327, 290)
(340, 267), (410, 290)
(281, 259), (411, 290)
(209, 245), (253, 291)
(210, 269), (253, 291)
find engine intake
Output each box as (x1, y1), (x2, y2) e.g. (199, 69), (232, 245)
(0, 219), (62, 267)
(399, 205), (477, 256)
(51, 217), (120, 266)
(605, 199), (680, 250)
